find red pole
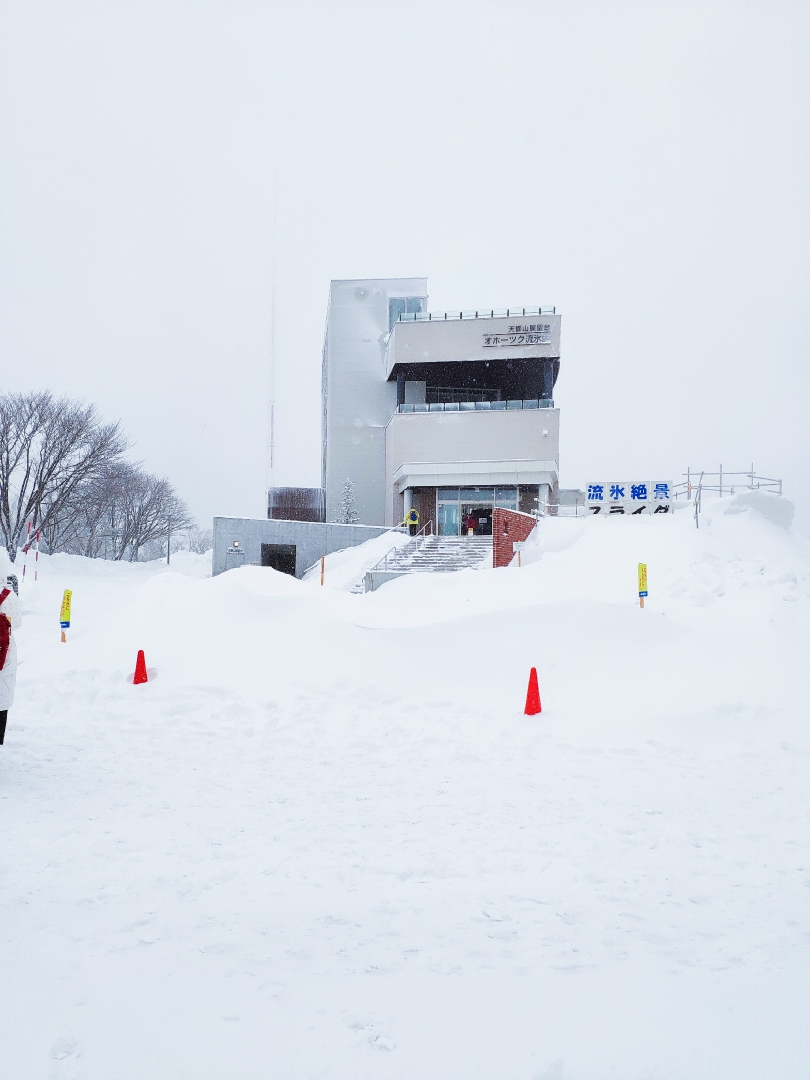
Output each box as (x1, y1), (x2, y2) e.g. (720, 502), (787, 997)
(21, 521), (32, 580)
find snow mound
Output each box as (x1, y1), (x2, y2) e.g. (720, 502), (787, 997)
(1, 501), (808, 1078)
(723, 489), (795, 528)
(299, 528), (409, 590)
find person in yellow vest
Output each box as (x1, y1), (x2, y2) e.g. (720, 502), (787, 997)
(404, 507), (420, 536)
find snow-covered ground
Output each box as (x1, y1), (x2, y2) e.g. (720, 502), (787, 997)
(2, 493), (809, 1079)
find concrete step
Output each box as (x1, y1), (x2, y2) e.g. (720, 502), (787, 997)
(370, 536), (492, 572)
(350, 535), (493, 592)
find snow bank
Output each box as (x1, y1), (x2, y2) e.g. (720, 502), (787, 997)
(1, 502), (808, 1079)
(299, 528), (410, 591)
(723, 488), (795, 528)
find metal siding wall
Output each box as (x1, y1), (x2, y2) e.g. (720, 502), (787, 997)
(384, 409), (559, 525)
(323, 278), (428, 526)
(387, 313), (561, 372)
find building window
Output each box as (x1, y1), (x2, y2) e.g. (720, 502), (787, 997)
(495, 487), (518, 510)
(435, 486), (522, 536)
(389, 296), (425, 329)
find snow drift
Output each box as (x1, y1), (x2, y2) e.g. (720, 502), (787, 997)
(1, 493), (808, 1079)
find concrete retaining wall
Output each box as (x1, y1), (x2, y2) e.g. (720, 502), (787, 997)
(213, 516), (400, 578)
(363, 570), (406, 593)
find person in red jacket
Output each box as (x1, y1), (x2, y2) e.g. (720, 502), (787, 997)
(0, 549), (21, 746)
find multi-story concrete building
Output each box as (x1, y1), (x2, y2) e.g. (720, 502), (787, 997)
(321, 277), (429, 525)
(320, 277), (561, 535)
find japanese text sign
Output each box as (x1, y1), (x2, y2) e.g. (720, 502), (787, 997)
(483, 323), (552, 347)
(60, 589), (72, 629)
(638, 563), (648, 597)
(586, 482), (672, 515)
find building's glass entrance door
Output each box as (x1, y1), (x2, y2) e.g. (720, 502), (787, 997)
(461, 502), (492, 536)
(437, 486), (522, 536)
(437, 500), (459, 536)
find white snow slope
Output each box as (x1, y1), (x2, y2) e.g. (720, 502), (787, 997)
(2, 493), (809, 1080)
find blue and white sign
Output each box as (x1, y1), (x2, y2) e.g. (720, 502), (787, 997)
(586, 482), (671, 515)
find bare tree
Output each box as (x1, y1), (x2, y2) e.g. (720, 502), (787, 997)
(39, 464), (121, 558)
(0, 393), (197, 563)
(110, 469), (194, 561)
(0, 392), (127, 559)
(187, 526), (213, 554)
(38, 462), (194, 561)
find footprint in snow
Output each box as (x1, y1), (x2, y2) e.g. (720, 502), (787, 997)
(372, 1035), (395, 1051)
(482, 907), (508, 921)
(51, 1038), (81, 1080)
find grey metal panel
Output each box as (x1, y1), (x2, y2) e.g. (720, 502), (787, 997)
(384, 409), (560, 525)
(212, 516), (401, 577)
(393, 460), (558, 491)
(386, 313), (561, 377)
(322, 278), (428, 526)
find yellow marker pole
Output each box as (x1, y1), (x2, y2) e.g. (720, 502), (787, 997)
(518, 550), (521, 567)
(638, 563), (647, 609)
(59, 589), (72, 642)
(320, 556), (325, 586)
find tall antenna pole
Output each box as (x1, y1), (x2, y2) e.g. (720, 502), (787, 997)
(267, 178), (277, 515)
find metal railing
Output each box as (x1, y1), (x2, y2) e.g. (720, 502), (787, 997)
(692, 472), (704, 529)
(368, 520), (434, 573)
(673, 465), (782, 500)
(301, 525), (407, 580)
(397, 399), (554, 413)
(396, 306), (556, 322)
(426, 386), (502, 403)
(536, 499), (584, 518)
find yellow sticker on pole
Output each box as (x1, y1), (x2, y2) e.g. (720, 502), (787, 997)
(638, 563), (648, 598)
(60, 589), (72, 628)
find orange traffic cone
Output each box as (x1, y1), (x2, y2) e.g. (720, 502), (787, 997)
(133, 649), (148, 685)
(524, 667), (541, 715)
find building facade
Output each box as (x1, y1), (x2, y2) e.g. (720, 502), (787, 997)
(320, 278), (561, 535)
(321, 277), (428, 526)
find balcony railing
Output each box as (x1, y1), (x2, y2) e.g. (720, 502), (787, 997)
(397, 399), (554, 413)
(396, 306), (556, 323)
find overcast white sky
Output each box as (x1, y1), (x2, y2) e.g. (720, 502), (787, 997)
(1, 1), (808, 530)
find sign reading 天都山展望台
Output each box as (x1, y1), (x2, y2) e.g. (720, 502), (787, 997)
(586, 482), (672, 515)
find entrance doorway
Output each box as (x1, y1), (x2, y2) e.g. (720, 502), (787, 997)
(460, 503), (492, 536)
(261, 543), (297, 576)
(437, 500), (459, 536)
(436, 486), (525, 535)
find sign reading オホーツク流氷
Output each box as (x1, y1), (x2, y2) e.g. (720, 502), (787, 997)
(483, 322), (552, 347)
(586, 482), (672, 515)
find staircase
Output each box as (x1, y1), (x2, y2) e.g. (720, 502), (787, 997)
(383, 534), (493, 572)
(351, 535), (492, 593)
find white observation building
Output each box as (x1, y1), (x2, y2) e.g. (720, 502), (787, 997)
(320, 277), (561, 535)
